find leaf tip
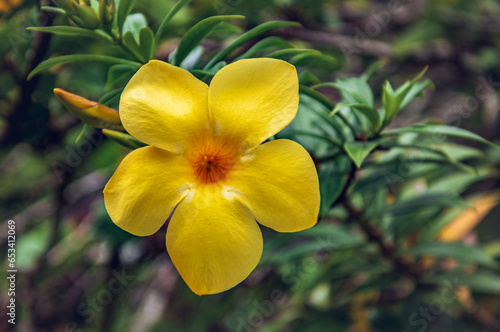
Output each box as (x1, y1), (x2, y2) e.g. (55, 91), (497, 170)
(26, 71), (36, 81)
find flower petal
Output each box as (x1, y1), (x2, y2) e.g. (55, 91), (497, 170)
(208, 58), (299, 148)
(166, 187), (263, 295)
(120, 60), (209, 153)
(231, 139), (320, 232)
(103, 146), (191, 236)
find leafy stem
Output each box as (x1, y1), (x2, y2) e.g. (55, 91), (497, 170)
(332, 159), (423, 284)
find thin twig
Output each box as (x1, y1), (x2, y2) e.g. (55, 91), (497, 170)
(0, 0), (55, 145)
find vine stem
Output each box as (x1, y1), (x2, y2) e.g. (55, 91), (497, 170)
(0, 0), (55, 145)
(331, 161), (423, 281)
(342, 199), (422, 281)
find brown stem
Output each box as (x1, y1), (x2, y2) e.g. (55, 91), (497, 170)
(0, 1), (55, 146)
(343, 196), (422, 282)
(334, 160), (423, 282)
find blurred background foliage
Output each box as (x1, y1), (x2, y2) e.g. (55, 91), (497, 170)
(1, 0), (500, 331)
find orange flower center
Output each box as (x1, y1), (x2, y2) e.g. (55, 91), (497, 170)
(189, 140), (238, 185)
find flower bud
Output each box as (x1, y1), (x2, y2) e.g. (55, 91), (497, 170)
(98, 0), (116, 30)
(54, 88), (125, 131)
(53, 0), (100, 29)
(73, 3), (100, 29)
(52, 0), (77, 14)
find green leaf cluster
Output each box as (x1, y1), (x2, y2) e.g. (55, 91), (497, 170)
(21, 2), (500, 330)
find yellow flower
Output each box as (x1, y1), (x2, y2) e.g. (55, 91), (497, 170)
(104, 58), (320, 295)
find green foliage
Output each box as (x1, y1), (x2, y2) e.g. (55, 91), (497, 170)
(381, 67), (433, 127)
(318, 157), (350, 216)
(405, 242), (498, 268)
(343, 140), (380, 168)
(4, 1), (500, 331)
(102, 129), (146, 149)
(122, 13), (147, 41)
(153, 0), (191, 47)
(203, 20), (301, 69)
(28, 54), (141, 80)
(384, 124), (500, 148)
(27, 26), (114, 43)
(117, 0), (137, 35)
(235, 36), (294, 59)
(172, 15), (244, 66)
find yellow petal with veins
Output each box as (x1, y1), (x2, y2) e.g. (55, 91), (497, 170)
(231, 139), (320, 232)
(104, 146), (191, 236)
(166, 187), (263, 295)
(208, 58), (299, 149)
(119, 60), (209, 153)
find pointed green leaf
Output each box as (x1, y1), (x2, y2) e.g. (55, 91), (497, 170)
(290, 53), (337, 68)
(122, 13), (147, 42)
(406, 242), (497, 268)
(427, 166), (494, 195)
(382, 67), (432, 127)
(309, 108), (346, 142)
(99, 88), (123, 106)
(383, 125), (499, 148)
(40, 6), (66, 15)
(173, 46), (202, 70)
(28, 55), (141, 80)
(315, 78), (374, 107)
(387, 193), (467, 217)
(75, 124), (91, 144)
(301, 223), (362, 244)
(352, 105), (381, 132)
(400, 79), (434, 109)
(190, 69), (215, 79)
(173, 15), (244, 66)
(343, 140), (380, 168)
(122, 31), (148, 63)
(236, 36), (293, 60)
(261, 224), (362, 266)
(381, 81), (396, 127)
(210, 22), (243, 35)
(319, 157), (351, 216)
(360, 58), (388, 81)
(332, 103), (380, 132)
(190, 61), (226, 80)
(139, 27), (155, 60)
(266, 48), (319, 60)
(457, 272), (500, 294)
(117, 0), (137, 34)
(154, 0), (191, 47)
(381, 141), (476, 173)
(298, 71), (320, 86)
(276, 130), (341, 147)
(204, 21), (301, 70)
(105, 64), (137, 90)
(27, 26), (113, 43)
(102, 129), (146, 149)
(425, 272), (500, 295)
(354, 163), (442, 192)
(299, 85), (334, 110)
(122, 27), (154, 62)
